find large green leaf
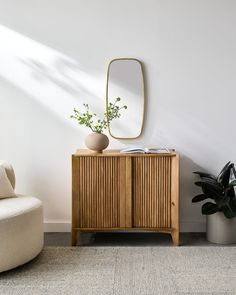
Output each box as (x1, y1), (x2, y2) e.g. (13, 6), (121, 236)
(201, 177), (222, 187)
(202, 202), (219, 215)
(232, 166), (236, 179)
(222, 165), (234, 187)
(226, 180), (236, 189)
(227, 187), (236, 198)
(195, 181), (223, 194)
(221, 204), (236, 219)
(193, 171), (216, 180)
(192, 194), (209, 203)
(218, 161), (231, 177)
(202, 184), (224, 200)
(229, 198), (236, 213)
(229, 198), (236, 212)
(217, 161), (232, 186)
(195, 181), (202, 187)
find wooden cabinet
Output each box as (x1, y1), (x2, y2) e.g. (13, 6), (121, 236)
(72, 150), (179, 246)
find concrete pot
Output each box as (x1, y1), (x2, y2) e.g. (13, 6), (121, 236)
(85, 132), (109, 153)
(207, 212), (236, 244)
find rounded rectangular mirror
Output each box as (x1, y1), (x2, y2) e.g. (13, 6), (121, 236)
(106, 58), (145, 139)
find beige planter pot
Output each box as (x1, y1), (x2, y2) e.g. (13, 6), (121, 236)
(85, 132), (109, 153)
(207, 212), (236, 244)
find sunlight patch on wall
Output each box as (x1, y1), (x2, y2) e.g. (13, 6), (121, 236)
(0, 25), (105, 125)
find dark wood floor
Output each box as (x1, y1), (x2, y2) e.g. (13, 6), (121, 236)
(44, 232), (229, 247)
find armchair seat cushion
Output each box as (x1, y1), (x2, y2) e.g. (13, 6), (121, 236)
(0, 195), (43, 272)
(0, 195), (41, 220)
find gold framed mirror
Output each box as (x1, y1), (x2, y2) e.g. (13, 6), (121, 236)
(106, 58), (145, 139)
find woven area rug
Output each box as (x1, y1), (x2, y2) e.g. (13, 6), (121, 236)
(0, 247), (235, 295)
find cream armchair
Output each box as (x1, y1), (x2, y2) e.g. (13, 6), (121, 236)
(0, 162), (43, 272)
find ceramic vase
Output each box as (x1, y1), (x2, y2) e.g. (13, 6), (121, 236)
(85, 132), (109, 153)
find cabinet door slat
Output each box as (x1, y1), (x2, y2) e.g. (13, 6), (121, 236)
(133, 156), (172, 228)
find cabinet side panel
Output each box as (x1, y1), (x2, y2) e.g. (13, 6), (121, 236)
(171, 154), (180, 245)
(133, 156), (172, 228)
(77, 156), (120, 228)
(72, 155), (79, 230)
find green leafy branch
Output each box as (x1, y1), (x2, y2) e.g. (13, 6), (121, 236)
(70, 97), (127, 133)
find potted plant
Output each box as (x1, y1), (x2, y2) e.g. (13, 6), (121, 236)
(192, 161), (236, 244)
(71, 98), (127, 153)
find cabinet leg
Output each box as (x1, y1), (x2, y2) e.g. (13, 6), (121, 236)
(171, 230), (180, 246)
(71, 230), (80, 246)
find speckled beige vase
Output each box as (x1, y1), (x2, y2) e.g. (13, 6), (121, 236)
(85, 132), (109, 153)
(207, 212), (236, 244)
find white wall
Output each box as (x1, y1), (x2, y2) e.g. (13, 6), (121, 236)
(0, 0), (236, 232)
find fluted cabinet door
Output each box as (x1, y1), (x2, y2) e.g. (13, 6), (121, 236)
(132, 156), (172, 228)
(72, 150), (179, 246)
(72, 156), (132, 229)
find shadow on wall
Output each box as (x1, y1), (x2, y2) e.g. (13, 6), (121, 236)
(147, 104), (235, 171)
(19, 57), (97, 97)
(0, 24), (106, 127)
(180, 155), (206, 230)
(0, 24), (138, 137)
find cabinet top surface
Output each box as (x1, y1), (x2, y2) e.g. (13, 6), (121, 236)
(73, 149), (178, 157)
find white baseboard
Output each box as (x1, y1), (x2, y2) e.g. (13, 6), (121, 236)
(44, 221), (206, 233)
(180, 220), (205, 232)
(44, 221), (71, 232)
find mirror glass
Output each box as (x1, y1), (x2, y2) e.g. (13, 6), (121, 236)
(106, 58), (145, 139)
